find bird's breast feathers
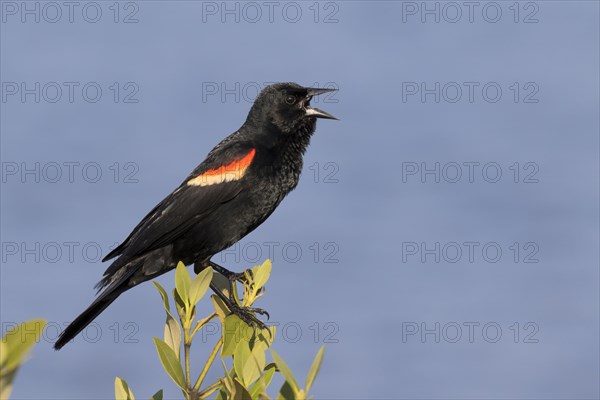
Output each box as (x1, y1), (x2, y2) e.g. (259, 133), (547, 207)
(187, 148), (256, 187)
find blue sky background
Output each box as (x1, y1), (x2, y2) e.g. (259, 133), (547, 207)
(1, 1), (599, 398)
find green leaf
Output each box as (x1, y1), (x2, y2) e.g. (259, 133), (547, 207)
(163, 316), (181, 359)
(234, 341), (261, 387)
(153, 338), (186, 390)
(219, 364), (236, 398)
(212, 271), (231, 298)
(221, 315), (241, 357)
(0, 341), (6, 367)
(174, 262), (191, 306)
(250, 341), (266, 373)
(1, 319), (46, 372)
(114, 377), (135, 400)
(230, 378), (252, 400)
(0, 369), (17, 400)
(254, 326), (276, 350)
(152, 282), (171, 313)
(211, 295), (229, 325)
(1, 318), (46, 399)
(276, 381), (296, 400)
(222, 315), (248, 358)
(154, 281), (182, 358)
(248, 363), (276, 399)
(305, 346), (325, 393)
(149, 389), (163, 400)
(215, 388), (228, 400)
(233, 341), (250, 386)
(270, 350), (299, 393)
(173, 288), (186, 322)
(189, 267), (212, 306)
(252, 260), (272, 293)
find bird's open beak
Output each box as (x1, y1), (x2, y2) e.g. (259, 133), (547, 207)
(304, 87), (339, 120)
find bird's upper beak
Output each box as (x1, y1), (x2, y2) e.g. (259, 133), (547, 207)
(304, 87), (338, 120)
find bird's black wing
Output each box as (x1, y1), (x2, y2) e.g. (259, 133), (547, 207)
(101, 141), (257, 276)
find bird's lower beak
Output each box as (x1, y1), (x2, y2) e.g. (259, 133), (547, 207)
(305, 107), (338, 120)
(304, 87), (339, 120)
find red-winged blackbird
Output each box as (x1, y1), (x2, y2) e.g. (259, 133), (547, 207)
(54, 82), (337, 350)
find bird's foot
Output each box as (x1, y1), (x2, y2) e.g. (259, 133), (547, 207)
(228, 301), (270, 332)
(230, 270), (266, 294)
(228, 271), (248, 284)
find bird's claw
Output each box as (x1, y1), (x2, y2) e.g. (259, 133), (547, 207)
(228, 272), (247, 284)
(250, 307), (270, 320)
(229, 303), (269, 332)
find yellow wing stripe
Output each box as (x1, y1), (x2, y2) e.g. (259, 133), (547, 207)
(187, 148), (256, 187)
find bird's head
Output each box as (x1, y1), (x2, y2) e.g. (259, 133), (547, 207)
(247, 82), (338, 133)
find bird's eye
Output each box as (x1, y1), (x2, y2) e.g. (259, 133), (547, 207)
(285, 95), (296, 105)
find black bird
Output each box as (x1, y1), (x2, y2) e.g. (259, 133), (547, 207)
(54, 82), (337, 349)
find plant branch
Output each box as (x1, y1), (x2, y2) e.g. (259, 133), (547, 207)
(191, 312), (217, 338)
(196, 378), (221, 398)
(193, 337), (223, 392)
(183, 319), (193, 400)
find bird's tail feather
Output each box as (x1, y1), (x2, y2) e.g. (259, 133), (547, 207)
(55, 259), (142, 350)
(54, 288), (122, 350)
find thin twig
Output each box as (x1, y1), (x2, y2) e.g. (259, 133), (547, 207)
(193, 337), (223, 392)
(197, 380), (221, 399)
(191, 312), (217, 337)
(183, 321), (193, 399)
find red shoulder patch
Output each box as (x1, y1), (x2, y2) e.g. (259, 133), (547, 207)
(187, 148), (256, 187)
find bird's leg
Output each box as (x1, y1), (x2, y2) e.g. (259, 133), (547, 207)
(209, 260), (267, 299)
(208, 260), (246, 283)
(207, 260), (246, 303)
(209, 282), (269, 331)
(194, 260), (243, 300)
